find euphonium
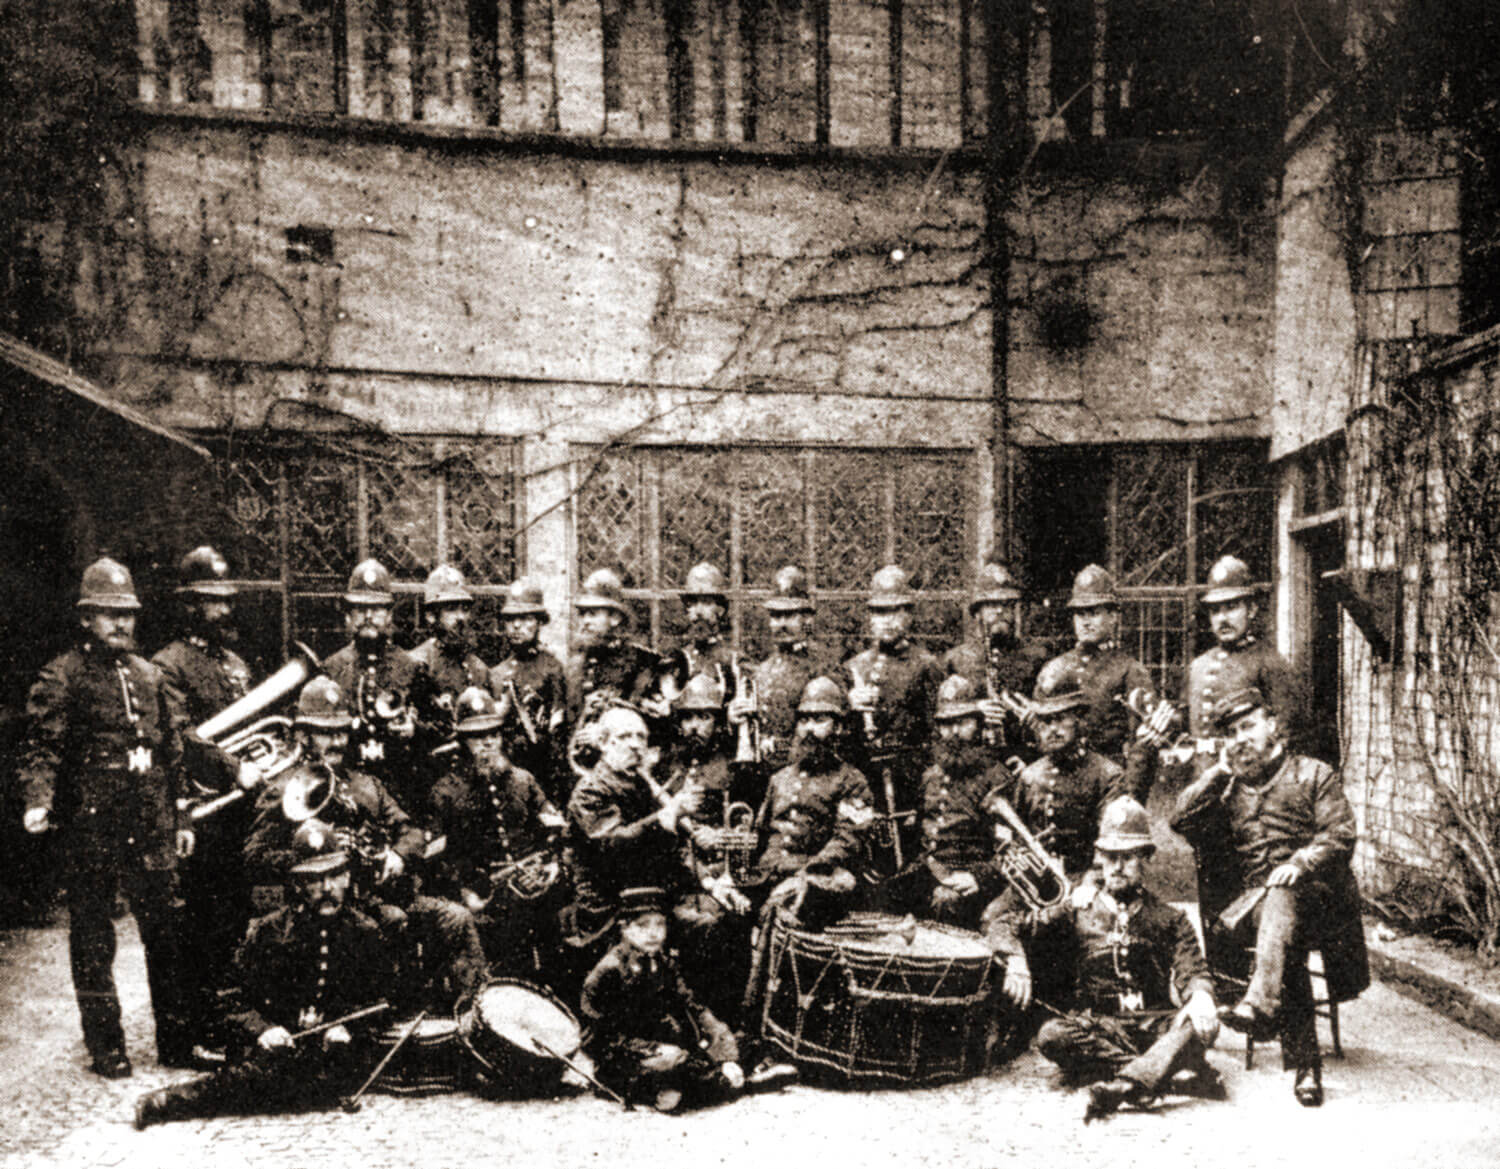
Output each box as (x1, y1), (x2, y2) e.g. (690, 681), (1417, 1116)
(181, 642), (318, 820)
(984, 791), (1071, 913)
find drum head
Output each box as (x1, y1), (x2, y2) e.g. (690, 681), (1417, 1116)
(477, 981), (581, 1058)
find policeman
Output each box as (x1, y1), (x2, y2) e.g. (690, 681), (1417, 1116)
(991, 798), (1222, 1123)
(843, 565), (944, 873)
(426, 687), (567, 980)
(410, 564), (490, 717)
(662, 674), (740, 838)
(20, 558), (194, 1076)
(322, 559), (423, 813)
(741, 677), (874, 1034)
(943, 562), (1048, 766)
(730, 565), (842, 776)
(565, 569), (658, 724)
(133, 820), (395, 1129)
(487, 578), (569, 803)
(244, 676), (487, 1012)
(655, 563), (735, 713)
(1185, 555), (1309, 769)
(903, 675), (1017, 924)
(1042, 564), (1160, 798)
(152, 545), (257, 1063)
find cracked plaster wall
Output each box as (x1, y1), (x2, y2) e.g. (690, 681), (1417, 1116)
(1006, 147), (1276, 446)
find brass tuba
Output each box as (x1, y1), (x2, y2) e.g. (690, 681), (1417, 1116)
(984, 791), (1071, 913)
(281, 769), (334, 822)
(181, 643), (319, 820)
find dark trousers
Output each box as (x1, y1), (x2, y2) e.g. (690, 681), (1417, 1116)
(1228, 885), (1320, 1070)
(401, 894), (489, 1009)
(67, 863), (189, 1062)
(176, 840), (252, 1046)
(152, 1041), (373, 1121)
(1037, 1009), (1205, 1093)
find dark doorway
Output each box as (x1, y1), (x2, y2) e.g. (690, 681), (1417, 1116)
(1302, 522), (1344, 765)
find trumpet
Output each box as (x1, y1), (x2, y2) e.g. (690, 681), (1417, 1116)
(180, 643), (318, 820)
(984, 791), (1071, 914)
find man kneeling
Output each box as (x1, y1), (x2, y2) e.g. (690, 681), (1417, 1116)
(992, 798), (1223, 1121)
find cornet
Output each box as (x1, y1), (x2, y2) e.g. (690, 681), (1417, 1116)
(692, 800), (759, 888)
(1116, 687), (1195, 763)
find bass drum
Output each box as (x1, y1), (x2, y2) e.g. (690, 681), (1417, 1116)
(457, 978), (583, 1096)
(760, 911), (996, 1087)
(372, 1015), (463, 1096)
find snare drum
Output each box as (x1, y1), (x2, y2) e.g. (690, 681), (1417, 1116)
(373, 1016), (463, 1096)
(457, 978), (583, 1096)
(760, 911), (995, 1086)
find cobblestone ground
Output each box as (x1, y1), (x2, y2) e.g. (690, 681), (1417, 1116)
(2, 917), (1499, 1169)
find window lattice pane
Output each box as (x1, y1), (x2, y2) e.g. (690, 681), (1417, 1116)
(738, 450), (806, 587)
(1196, 443), (1272, 582)
(1121, 595), (1190, 698)
(222, 456), (283, 579)
(1115, 446), (1187, 586)
(898, 457), (969, 591)
(366, 459), (440, 577)
(446, 444), (517, 583)
(816, 452), (888, 590)
(287, 457), (355, 584)
(576, 453), (647, 586)
(659, 451), (733, 589)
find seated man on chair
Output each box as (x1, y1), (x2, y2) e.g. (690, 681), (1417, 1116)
(1169, 687), (1369, 1108)
(991, 797), (1223, 1122)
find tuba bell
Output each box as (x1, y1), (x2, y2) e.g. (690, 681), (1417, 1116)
(181, 643), (319, 820)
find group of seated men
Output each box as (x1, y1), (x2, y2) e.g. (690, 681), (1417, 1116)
(18, 544), (1369, 1125)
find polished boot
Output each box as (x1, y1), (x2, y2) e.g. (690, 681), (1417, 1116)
(1293, 1063), (1323, 1107)
(91, 1051), (133, 1079)
(134, 1089), (185, 1130)
(1084, 1077), (1148, 1123)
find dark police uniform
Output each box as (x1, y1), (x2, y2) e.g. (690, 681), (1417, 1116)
(20, 640), (192, 1068)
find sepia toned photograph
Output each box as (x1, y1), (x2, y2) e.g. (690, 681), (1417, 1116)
(1, 1), (1498, 1166)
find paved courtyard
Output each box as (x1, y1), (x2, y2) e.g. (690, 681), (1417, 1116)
(1, 915), (1498, 1169)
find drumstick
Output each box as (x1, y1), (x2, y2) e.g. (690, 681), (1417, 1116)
(287, 1001), (391, 1043)
(341, 1009), (427, 1113)
(531, 1039), (634, 1111)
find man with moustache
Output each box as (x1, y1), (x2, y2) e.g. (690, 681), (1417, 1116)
(1042, 564), (1161, 799)
(153, 546), (259, 1064)
(564, 705), (706, 944)
(1179, 555), (1311, 978)
(132, 820), (395, 1128)
(990, 798), (1223, 1122)
(844, 565), (944, 875)
(1171, 687), (1368, 1108)
(899, 675), (1018, 923)
(740, 678), (875, 1035)
(408, 565), (490, 785)
(426, 687), (567, 980)
(245, 676), (487, 1012)
(565, 569), (659, 727)
(655, 563), (735, 712)
(727, 566), (841, 781)
(983, 660), (1133, 1017)
(487, 578), (569, 803)
(322, 559), (422, 814)
(20, 558), (195, 1076)
(944, 562), (1049, 769)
